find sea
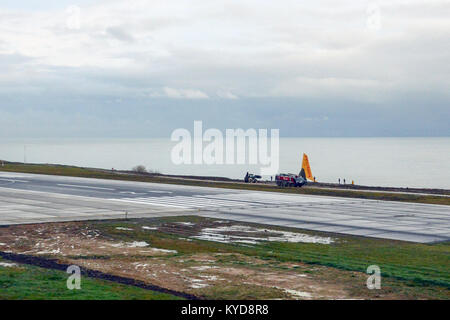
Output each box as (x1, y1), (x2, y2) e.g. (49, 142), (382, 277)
(1, 137), (449, 189)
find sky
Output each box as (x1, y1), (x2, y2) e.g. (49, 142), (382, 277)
(0, 0), (449, 138)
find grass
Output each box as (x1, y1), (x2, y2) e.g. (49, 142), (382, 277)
(1, 162), (449, 205)
(251, 238), (450, 288)
(91, 217), (450, 290)
(0, 257), (181, 300)
(1, 217), (448, 299)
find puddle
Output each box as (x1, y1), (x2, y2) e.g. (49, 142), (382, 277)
(190, 266), (218, 271)
(151, 248), (178, 254)
(111, 241), (149, 248)
(0, 262), (18, 268)
(176, 222), (195, 226)
(281, 288), (312, 299)
(133, 263), (149, 269)
(36, 248), (61, 255)
(189, 279), (209, 289)
(142, 226), (158, 230)
(192, 225), (333, 245)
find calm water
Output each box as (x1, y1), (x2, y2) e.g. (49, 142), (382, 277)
(1, 138), (449, 189)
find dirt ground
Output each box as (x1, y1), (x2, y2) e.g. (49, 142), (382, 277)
(0, 220), (444, 300)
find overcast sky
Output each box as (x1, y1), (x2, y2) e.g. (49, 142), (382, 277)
(0, 0), (449, 138)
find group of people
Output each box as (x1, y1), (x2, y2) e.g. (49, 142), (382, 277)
(338, 178), (354, 185)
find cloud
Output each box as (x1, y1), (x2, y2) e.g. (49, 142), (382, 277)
(0, 0), (449, 101)
(0, 0), (448, 137)
(163, 87), (209, 99)
(106, 26), (135, 42)
(216, 90), (238, 99)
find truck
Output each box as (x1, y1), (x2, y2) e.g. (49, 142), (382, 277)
(275, 153), (313, 188)
(244, 172), (262, 183)
(275, 173), (307, 187)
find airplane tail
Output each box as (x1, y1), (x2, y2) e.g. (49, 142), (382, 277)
(299, 168), (306, 180)
(301, 153), (313, 181)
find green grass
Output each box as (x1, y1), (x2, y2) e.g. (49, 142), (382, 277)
(1, 162), (449, 205)
(2, 217), (448, 299)
(247, 238), (450, 288)
(91, 217), (450, 290)
(0, 258), (181, 300)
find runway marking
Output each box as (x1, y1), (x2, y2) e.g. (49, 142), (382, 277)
(119, 191), (146, 195)
(57, 184), (115, 191)
(0, 179), (29, 183)
(194, 192), (351, 206)
(108, 192), (359, 211)
(110, 198), (187, 208)
(110, 195), (256, 209)
(147, 191), (173, 194)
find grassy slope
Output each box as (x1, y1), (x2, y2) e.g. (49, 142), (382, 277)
(1, 163), (449, 205)
(92, 217), (450, 290)
(0, 257), (180, 300)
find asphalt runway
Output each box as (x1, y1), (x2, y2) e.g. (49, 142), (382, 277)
(0, 172), (449, 243)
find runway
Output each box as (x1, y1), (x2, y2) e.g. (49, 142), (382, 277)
(0, 172), (449, 243)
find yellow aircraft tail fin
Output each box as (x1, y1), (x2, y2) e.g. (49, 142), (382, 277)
(302, 153), (313, 181)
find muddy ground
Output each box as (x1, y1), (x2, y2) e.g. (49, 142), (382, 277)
(0, 217), (448, 300)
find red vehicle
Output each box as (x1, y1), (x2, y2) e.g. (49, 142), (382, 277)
(275, 153), (313, 188)
(275, 173), (307, 187)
